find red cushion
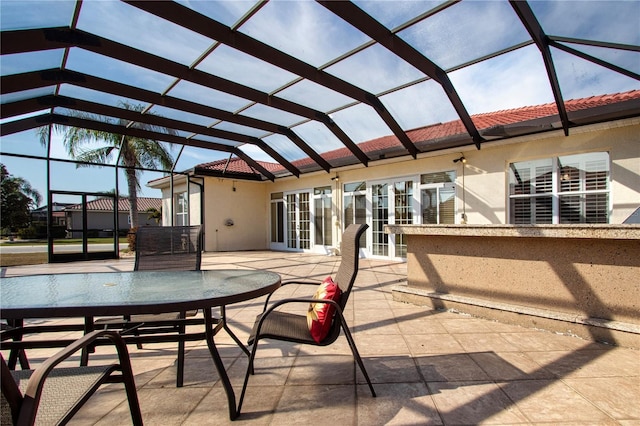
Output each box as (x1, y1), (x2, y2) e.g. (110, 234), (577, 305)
(307, 276), (342, 343)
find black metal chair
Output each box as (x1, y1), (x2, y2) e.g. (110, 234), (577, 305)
(1, 330), (142, 426)
(94, 225), (207, 387)
(237, 223), (376, 415)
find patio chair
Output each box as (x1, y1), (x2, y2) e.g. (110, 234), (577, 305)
(1, 330), (142, 426)
(94, 225), (208, 387)
(237, 223), (376, 414)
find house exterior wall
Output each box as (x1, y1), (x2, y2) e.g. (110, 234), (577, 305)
(160, 177), (267, 252)
(159, 178), (202, 227)
(202, 178), (267, 251)
(265, 119), (639, 253)
(151, 118), (640, 256)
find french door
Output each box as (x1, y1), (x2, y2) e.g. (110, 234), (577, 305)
(313, 186), (333, 252)
(370, 178), (417, 259)
(285, 191), (311, 250)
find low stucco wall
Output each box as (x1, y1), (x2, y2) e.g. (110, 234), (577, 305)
(388, 225), (640, 347)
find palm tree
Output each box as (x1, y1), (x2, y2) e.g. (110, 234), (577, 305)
(146, 206), (162, 224)
(39, 102), (176, 229)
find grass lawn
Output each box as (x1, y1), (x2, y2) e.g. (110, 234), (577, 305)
(1, 251), (132, 267)
(1, 252), (48, 267)
(0, 238), (130, 266)
(1, 238), (128, 246)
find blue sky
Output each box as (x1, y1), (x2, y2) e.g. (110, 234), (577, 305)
(1, 0), (639, 206)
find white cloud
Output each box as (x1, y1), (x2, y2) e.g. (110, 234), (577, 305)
(239, 0), (369, 67)
(449, 45), (555, 115)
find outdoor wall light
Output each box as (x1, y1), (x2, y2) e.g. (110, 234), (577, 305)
(331, 174), (339, 181)
(453, 155), (467, 224)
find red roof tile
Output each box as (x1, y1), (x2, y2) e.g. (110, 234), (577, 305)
(196, 157), (282, 175)
(66, 197), (161, 212)
(191, 90), (640, 176)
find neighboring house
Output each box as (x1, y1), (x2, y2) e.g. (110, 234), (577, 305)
(148, 91), (640, 260)
(64, 197), (162, 238)
(31, 202), (74, 226)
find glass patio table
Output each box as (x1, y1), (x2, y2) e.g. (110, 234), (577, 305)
(0, 269), (282, 420)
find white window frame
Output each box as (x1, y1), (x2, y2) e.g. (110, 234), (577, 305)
(508, 152), (610, 224)
(419, 170), (457, 224)
(175, 191), (188, 226)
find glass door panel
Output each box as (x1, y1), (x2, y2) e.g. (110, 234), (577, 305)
(393, 181), (413, 258)
(344, 182), (367, 253)
(270, 192), (285, 250)
(313, 186), (332, 248)
(371, 183), (388, 256)
(285, 191), (310, 250)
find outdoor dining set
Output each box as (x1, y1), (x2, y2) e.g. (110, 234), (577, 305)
(1, 224), (373, 425)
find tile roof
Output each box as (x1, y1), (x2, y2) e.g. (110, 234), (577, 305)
(65, 197), (161, 212)
(195, 157), (283, 175)
(192, 90), (640, 178)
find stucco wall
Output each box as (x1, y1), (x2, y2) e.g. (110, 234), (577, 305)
(389, 225), (640, 346)
(406, 234), (639, 323)
(202, 178), (268, 252)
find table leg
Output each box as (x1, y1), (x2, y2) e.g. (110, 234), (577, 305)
(204, 307), (238, 421)
(221, 306), (250, 357)
(81, 316), (95, 366)
(6, 319), (29, 370)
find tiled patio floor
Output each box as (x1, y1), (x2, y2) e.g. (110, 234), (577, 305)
(2, 251), (639, 425)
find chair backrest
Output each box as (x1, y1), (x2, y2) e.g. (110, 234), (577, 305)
(1, 354), (21, 425)
(134, 225), (202, 271)
(334, 223), (368, 309)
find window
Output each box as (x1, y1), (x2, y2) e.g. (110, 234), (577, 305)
(509, 152), (610, 224)
(420, 171), (456, 224)
(175, 192), (188, 226)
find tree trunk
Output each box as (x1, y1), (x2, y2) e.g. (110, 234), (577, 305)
(126, 168), (138, 230)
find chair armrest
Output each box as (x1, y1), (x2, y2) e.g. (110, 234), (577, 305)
(22, 330), (132, 401)
(262, 280), (320, 311)
(281, 280), (319, 286)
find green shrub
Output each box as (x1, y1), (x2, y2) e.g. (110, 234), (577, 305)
(17, 225), (38, 239)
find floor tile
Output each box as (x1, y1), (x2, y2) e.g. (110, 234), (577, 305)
(356, 383), (442, 425)
(428, 381), (529, 424)
(356, 355), (422, 384)
(416, 353), (490, 382)
(499, 379), (614, 423)
(271, 384), (355, 424)
(404, 333), (465, 355)
(564, 376), (640, 419)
